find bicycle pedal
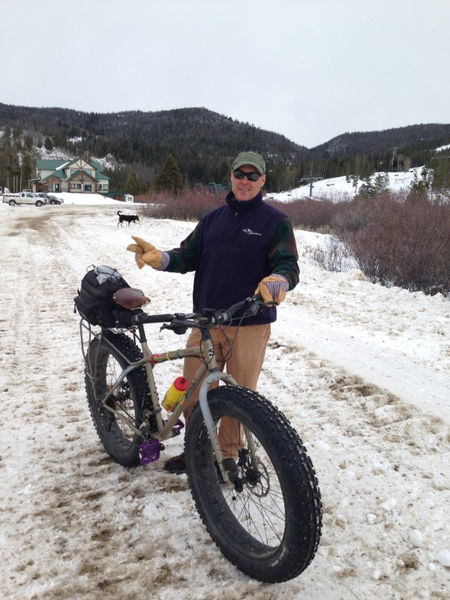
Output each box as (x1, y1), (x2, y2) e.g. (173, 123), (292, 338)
(139, 439), (161, 466)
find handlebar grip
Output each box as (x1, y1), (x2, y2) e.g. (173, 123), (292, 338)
(132, 312), (174, 325)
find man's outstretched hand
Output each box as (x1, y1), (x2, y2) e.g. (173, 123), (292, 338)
(255, 274), (289, 305)
(127, 236), (163, 270)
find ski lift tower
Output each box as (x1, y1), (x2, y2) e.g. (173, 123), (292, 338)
(299, 167), (324, 197)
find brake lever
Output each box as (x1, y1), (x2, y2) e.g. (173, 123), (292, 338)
(160, 322), (189, 335)
(243, 294), (265, 317)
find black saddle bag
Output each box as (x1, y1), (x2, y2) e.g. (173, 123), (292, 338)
(74, 265), (136, 328)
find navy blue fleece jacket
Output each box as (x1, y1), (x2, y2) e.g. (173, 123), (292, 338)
(166, 192), (299, 325)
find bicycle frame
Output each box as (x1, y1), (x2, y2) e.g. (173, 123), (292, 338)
(81, 318), (237, 469)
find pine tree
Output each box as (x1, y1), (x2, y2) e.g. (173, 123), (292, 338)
(373, 172), (389, 194)
(410, 167), (433, 193)
(152, 154), (184, 193)
(124, 170), (140, 195)
(358, 174), (377, 197)
(431, 154), (450, 191)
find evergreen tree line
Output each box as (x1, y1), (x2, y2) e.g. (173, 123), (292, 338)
(0, 127), (35, 192)
(0, 103), (449, 194)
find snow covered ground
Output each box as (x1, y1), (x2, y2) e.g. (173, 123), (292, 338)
(0, 199), (449, 599)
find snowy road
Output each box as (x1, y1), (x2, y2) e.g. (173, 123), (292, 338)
(0, 204), (448, 600)
(275, 308), (450, 422)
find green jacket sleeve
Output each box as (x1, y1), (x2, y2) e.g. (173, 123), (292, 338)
(165, 220), (203, 273)
(267, 218), (300, 290)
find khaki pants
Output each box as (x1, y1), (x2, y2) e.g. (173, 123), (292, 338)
(182, 324), (270, 459)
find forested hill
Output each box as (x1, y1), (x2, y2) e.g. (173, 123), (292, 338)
(311, 124), (450, 158)
(0, 103), (306, 177)
(0, 102), (449, 192)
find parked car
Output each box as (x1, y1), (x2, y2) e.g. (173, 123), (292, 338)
(34, 192), (64, 205)
(35, 193), (50, 204)
(2, 192), (46, 206)
(48, 194), (64, 205)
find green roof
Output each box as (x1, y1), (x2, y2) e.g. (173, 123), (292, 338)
(36, 159), (70, 170)
(36, 157), (109, 180)
(41, 170), (64, 181)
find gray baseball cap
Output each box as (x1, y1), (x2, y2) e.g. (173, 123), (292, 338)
(232, 151), (266, 175)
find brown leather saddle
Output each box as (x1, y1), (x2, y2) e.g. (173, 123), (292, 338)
(113, 287), (150, 309)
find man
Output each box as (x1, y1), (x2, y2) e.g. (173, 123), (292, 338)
(127, 151), (299, 473)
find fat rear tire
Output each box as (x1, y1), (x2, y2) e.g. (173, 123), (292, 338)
(85, 331), (155, 467)
(185, 385), (322, 583)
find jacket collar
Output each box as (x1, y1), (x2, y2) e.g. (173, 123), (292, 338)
(226, 191), (263, 213)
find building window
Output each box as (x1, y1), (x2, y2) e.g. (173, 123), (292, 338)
(71, 183), (82, 190)
(84, 184), (92, 192)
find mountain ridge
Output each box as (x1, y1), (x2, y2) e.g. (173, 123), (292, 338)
(0, 102), (449, 192)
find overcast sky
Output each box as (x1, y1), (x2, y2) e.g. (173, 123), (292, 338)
(1, 0), (449, 148)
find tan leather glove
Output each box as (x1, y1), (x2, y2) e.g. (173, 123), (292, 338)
(255, 274), (289, 305)
(127, 236), (163, 270)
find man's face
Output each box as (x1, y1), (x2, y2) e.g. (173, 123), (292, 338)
(230, 165), (266, 201)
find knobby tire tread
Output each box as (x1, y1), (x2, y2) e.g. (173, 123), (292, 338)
(184, 385), (322, 583)
(85, 331), (153, 467)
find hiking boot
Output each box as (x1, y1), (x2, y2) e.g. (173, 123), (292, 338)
(164, 453), (185, 474)
(216, 458), (239, 484)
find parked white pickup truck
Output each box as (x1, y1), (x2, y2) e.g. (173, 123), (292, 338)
(2, 192), (47, 206)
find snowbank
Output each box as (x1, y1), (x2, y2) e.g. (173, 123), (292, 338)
(52, 192), (125, 206)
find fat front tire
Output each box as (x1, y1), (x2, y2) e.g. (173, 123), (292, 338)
(85, 331), (155, 467)
(185, 385), (322, 583)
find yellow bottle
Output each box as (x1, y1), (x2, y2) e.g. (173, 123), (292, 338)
(162, 376), (189, 412)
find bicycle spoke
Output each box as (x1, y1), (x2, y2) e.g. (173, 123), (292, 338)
(215, 418), (286, 547)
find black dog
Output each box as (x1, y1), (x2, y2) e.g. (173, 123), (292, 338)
(117, 210), (140, 226)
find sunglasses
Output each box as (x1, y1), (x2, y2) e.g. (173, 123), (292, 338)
(232, 170), (261, 182)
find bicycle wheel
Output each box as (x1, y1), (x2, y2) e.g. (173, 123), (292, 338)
(85, 331), (155, 467)
(184, 385), (322, 583)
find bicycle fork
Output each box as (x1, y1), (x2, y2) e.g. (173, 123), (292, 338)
(198, 370), (238, 486)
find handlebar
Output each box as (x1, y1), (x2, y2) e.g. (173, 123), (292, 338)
(131, 295), (265, 329)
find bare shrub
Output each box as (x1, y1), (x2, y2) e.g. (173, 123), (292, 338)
(335, 192), (450, 295)
(309, 237), (355, 272)
(138, 191), (343, 231)
(137, 188), (225, 221)
(267, 198), (341, 230)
